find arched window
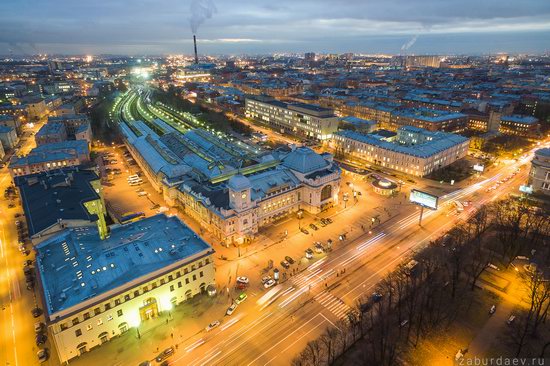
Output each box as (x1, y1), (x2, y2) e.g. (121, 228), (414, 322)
(320, 185), (332, 202)
(77, 342), (88, 355)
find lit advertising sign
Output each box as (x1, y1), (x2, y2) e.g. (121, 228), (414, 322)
(410, 189), (439, 210)
(473, 164), (485, 172)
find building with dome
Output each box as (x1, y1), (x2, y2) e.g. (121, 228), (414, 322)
(120, 120), (341, 245)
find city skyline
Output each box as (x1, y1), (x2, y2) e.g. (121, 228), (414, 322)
(1, 0), (550, 55)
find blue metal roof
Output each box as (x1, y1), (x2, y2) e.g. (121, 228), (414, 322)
(35, 214), (213, 316)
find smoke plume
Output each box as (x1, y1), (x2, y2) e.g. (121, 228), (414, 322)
(401, 34), (419, 51)
(190, 0), (217, 34)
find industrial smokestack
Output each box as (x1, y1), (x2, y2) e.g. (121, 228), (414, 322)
(193, 35), (199, 64)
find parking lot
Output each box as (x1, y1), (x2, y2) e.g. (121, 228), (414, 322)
(96, 145), (173, 222)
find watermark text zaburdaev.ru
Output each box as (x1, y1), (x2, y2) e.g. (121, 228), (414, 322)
(457, 357), (548, 366)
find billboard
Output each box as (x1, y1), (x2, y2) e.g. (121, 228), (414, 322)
(473, 164), (485, 172)
(410, 189), (439, 210)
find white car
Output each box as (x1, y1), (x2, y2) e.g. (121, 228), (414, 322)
(261, 276), (271, 284)
(205, 320), (220, 331)
(263, 279), (276, 289)
(236, 276), (249, 284)
(226, 303), (238, 316)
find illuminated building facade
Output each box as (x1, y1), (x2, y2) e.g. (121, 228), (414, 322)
(35, 214), (215, 363)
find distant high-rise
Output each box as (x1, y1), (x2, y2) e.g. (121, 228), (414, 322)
(405, 55), (442, 68)
(304, 52), (316, 62)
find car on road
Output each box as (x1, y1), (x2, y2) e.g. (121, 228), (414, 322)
(507, 315), (516, 325)
(226, 303), (238, 316)
(31, 307), (43, 318)
(35, 333), (47, 346)
(305, 248), (314, 259)
(205, 320), (221, 331)
(489, 305), (496, 314)
(155, 347), (175, 362)
(37, 349), (49, 363)
(235, 293), (248, 304)
(236, 276), (249, 284)
(263, 279), (276, 289)
(400, 319), (409, 327)
(285, 256), (295, 265)
(309, 223), (319, 231)
(280, 260), (290, 269)
(300, 228), (309, 235)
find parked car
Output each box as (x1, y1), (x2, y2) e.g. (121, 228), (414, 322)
(37, 349), (49, 363)
(507, 315), (516, 325)
(263, 279), (276, 289)
(285, 256), (295, 265)
(31, 307), (43, 318)
(34, 322), (45, 334)
(300, 228), (309, 235)
(35, 333), (47, 346)
(489, 305), (496, 314)
(138, 361), (151, 366)
(314, 242), (324, 253)
(309, 223), (318, 231)
(325, 218), (333, 224)
(305, 248), (314, 259)
(261, 276), (272, 284)
(205, 320), (221, 332)
(155, 347), (175, 362)
(236, 276), (249, 284)
(280, 260), (290, 269)
(226, 303), (238, 316)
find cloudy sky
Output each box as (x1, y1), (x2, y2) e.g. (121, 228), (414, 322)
(1, 0), (550, 55)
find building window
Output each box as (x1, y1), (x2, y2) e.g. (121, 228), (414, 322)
(178, 281), (182, 288)
(185, 278), (189, 284)
(117, 309), (123, 317)
(192, 274), (197, 281)
(168, 275), (173, 281)
(200, 271), (204, 278)
(134, 290), (140, 297)
(94, 308), (101, 316)
(60, 323), (68, 331)
(97, 318), (103, 326)
(75, 329), (82, 337)
(160, 279), (165, 285)
(143, 286), (148, 293)
(115, 299), (121, 306)
(124, 294), (130, 301)
(72, 318), (79, 326)
(170, 285), (174, 292)
(83, 313), (90, 320)
(86, 324), (93, 331)
(105, 303), (111, 311)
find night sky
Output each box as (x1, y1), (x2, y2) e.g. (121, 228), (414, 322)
(1, 0), (549, 55)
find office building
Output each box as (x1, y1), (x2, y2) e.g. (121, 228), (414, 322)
(499, 115), (539, 137)
(331, 126), (470, 177)
(14, 167), (106, 243)
(389, 108), (467, 132)
(245, 95), (339, 140)
(0, 125), (19, 150)
(528, 148), (550, 196)
(9, 140), (90, 178)
(35, 214), (215, 364)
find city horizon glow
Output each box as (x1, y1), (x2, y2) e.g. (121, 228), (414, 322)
(1, 0), (550, 56)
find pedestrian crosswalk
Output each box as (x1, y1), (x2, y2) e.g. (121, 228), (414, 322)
(314, 291), (353, 322)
